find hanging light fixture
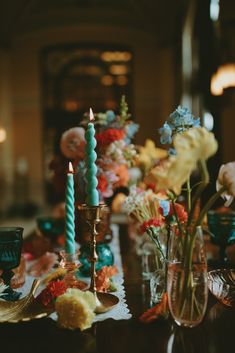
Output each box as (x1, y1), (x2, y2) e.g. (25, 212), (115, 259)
(211, 63), (235, 95)
(0, 127), (7, 143)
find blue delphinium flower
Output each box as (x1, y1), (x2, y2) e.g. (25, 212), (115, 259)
(168, 106), (200, 130)
(159, 106), (201, 145)
(168, 148), (177, 156)
(106, 110), (116, 124)
(160, 200), (170, 216)
(159, 122), (172, 144)
(125, 122), (139, 143)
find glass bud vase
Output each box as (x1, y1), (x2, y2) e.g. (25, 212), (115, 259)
(167, 225), (208, 328)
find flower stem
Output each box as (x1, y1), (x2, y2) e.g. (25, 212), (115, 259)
(193, 185), (227, 233)
(186, 178), (191, 213)
(187, 159), (209, 227)
(147, 228), (166, 262)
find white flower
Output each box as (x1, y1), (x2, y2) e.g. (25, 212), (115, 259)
(216, 163), (235, 206)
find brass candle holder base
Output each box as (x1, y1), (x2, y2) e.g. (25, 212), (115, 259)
(95, 292), (119, 314)
(79, 203), (119, 314)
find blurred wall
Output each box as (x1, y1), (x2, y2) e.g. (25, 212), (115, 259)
(8, 24), (175, 207)
(0, 49), (14, 213)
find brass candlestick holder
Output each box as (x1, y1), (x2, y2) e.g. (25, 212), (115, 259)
(79, 204), (119, 314)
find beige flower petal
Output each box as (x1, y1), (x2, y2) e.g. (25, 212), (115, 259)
(146, 127), (218, 195)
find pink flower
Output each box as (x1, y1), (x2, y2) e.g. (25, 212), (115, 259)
(60, 127), (85, 160)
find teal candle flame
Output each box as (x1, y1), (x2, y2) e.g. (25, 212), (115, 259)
(65, 167), (75, 254)
(85, 117), (99, 206)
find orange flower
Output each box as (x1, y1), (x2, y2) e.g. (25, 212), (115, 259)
(114, 165), (129, 188)
(139, 292), (168, 324)
(96, 266), (118, 292)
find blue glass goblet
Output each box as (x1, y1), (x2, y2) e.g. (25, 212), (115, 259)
(36, 216), (64, 243)
(0, 227), (23, 301)
(207, 209), (235, 267)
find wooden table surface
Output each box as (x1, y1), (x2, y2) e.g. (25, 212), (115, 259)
(1, 224), (235, 353)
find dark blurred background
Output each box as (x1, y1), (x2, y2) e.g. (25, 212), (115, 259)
(0, 0), (234, 217)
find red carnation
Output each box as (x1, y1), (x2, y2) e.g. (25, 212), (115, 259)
(169, 203), (188, 223)
(37, 280), (67, 306)
(47, 280), (67, 297)
(140, 218), (162, 234)
(96, 129), (125, 146)
(97, 175), (108, 193)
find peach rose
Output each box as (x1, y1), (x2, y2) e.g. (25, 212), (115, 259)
(60, 127), (85, 160)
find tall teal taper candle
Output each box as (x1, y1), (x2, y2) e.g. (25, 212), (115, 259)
(65, 162), (75, 254)
(85, 108), (99, 206)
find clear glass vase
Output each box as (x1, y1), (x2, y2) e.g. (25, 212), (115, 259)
(167, 225), (208, 328)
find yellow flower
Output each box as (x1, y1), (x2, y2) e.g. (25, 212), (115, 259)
(146, 127), (218, 195)
(174, 127), (218, 161)
(138, 139), (167, 170)
(146, 155), (195, 195)
(55, 289), (96, 331)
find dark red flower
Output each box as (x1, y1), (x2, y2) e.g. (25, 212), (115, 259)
(96, 129), (125, 146)
(47, 280), (67, 297)
(169, 203), (188, 223)
(145, 183), (156, 192)
(140, 218), (162, 234)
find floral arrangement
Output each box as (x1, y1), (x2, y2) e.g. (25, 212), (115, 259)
(123, 105), (235, 326)
(123, 185), (189, 269)
(146, 106), (221, 225)
(35, 264), (118, 330)
(58, 96), (139, 203)
(138, 105), (234, 326)
(123, 186), (167, 263)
